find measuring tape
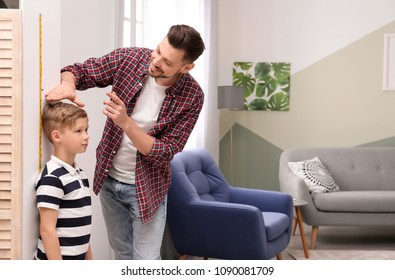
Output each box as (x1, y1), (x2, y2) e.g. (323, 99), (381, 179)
(38, 13), (43, 172)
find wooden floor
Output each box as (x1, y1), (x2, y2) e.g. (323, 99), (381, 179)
(283, 224), (395, 259)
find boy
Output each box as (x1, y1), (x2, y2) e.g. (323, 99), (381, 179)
(35, 102), (92, 260)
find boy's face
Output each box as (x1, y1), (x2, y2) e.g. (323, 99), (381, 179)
(57, 117), (89, 155)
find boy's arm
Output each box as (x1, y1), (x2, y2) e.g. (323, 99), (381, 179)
(86, 244), (93, 260)
(39, 207), (62, 260)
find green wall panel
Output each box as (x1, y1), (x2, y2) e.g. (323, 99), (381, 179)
(220, 123), (283, 191)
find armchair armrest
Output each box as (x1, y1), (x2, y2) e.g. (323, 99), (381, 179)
(229, 187), (293, 216)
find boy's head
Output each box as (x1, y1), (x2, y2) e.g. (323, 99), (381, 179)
(42, 102), (88, 144)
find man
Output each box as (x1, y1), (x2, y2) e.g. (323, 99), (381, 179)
(45, 24), (205, 260)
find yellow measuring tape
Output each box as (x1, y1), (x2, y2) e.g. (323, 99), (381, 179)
(38, 13), (43, 172)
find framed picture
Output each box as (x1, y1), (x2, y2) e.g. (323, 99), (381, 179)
(233, 62), (290, 111)
(383, 33), (395, 91)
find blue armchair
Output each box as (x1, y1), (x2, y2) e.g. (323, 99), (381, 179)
(167, 148), (293, 260)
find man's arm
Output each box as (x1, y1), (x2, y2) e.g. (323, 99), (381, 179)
(45, 71), (85, 107)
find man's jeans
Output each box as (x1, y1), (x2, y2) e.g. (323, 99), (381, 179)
(99, 176), (167, 260)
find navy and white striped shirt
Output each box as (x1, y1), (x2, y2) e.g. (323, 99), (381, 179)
(35, 155), (92, 260)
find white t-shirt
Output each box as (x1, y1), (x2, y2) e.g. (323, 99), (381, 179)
(109, 76), (167, 184)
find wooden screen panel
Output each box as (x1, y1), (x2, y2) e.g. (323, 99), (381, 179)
(0, 9), (22, 260)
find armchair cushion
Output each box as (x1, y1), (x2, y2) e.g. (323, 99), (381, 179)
(262, 212), (290, 241)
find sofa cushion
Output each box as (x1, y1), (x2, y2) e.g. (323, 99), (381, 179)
(288, 157), (340, 194)
(312, 191), (395, 212)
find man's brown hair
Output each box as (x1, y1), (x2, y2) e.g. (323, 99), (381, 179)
(42, 102), (88, 143)
(167, 24), (205, 64)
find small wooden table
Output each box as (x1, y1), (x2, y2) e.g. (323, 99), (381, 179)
(293, 199), (309, 258)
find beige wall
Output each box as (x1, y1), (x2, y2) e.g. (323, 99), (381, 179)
(238, 20), (395, 149)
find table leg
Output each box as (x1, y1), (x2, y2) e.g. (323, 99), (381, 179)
(295, 206), (309, 258)
(292, 217), (297, 236)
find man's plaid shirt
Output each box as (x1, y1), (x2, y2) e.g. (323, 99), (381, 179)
(62, 47), (204, 222)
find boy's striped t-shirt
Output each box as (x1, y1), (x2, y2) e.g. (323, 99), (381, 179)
(35, 155), (92, 260)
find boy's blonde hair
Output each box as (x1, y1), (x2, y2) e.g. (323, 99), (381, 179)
(42, 102), (88, 143)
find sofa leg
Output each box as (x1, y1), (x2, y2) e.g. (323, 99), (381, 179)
(276, 253), (283, 260)
(311, 226), (319, 250)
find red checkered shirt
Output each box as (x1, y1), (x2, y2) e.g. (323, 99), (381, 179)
(62, 47), (204, 222)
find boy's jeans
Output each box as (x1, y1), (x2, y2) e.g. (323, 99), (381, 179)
(99, 176), (167, 260)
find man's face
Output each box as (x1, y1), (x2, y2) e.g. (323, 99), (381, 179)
(149, 37), (193, 79)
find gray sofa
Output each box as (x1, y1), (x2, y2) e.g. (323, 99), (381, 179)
(279, 147), (395, 249)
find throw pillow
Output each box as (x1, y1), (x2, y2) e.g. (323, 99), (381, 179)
(288, 157), (340, 194)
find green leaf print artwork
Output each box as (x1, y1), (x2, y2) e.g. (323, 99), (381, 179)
(233, 62), (290, 111)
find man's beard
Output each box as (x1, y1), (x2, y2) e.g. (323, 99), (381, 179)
(148, 61), (182, 79)
(149, 72), (181, 79)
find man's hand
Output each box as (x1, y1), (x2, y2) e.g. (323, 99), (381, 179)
(103, 92), (130, 129)
(103, 91), (154, 156)
(45, 71), (85, 107)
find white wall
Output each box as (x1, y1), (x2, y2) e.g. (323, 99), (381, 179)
(60, 0), (116, 261)
(218, 0), (395, 82)
(21, 0), (61, 260)
(21, 0), (115, 259)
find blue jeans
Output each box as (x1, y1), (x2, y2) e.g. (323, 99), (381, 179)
(99, 176), (167, 260)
